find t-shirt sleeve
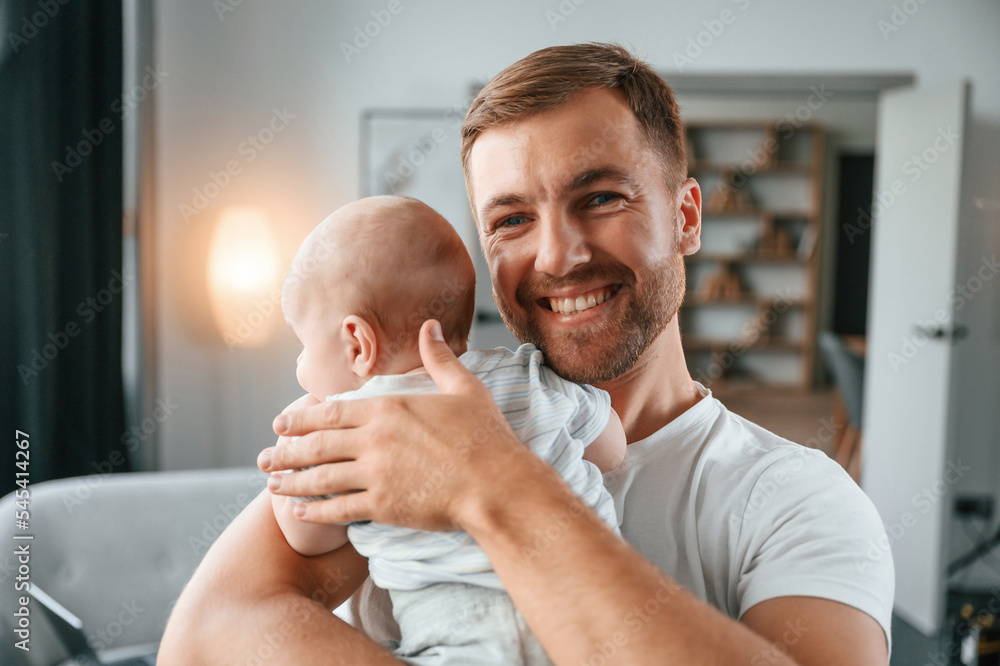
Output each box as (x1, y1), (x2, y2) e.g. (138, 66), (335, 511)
(533, 361), (611, 447)
(733, 450), (895, 656)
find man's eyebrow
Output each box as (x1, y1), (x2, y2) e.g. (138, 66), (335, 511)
(479, 194), (528, 222)
(570, 167), (640, 191)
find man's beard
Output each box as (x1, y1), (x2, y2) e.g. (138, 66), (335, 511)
(493, 254), (686, 385)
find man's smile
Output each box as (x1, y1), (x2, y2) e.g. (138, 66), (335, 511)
(538, 284), (623, 316)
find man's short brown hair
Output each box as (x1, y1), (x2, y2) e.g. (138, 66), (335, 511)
(460, 42), (687, 206)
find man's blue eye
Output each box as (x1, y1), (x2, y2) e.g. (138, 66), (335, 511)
(590, 193), (619, 205)
(500, 215), (526, 228)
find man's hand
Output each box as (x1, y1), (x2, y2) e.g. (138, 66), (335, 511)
(259, 319), (547, 532)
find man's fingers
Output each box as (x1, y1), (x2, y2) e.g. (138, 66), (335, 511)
(295, 490), (372, 524)
(257, 447), (273, 472)
(273, 396), (371, 437)
(419, 319), (490, 398)
(268, 459), (364, 497)
(262, 430), (361, 472)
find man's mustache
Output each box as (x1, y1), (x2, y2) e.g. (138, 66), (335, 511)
(515, 263), (636, 309)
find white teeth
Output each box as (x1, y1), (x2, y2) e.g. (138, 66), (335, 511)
(547, 288), (614, 314)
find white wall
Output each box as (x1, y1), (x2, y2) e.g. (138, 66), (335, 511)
(151, 0), (1000, 603)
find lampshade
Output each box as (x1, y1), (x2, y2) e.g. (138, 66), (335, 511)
(207, 206), (282, 349)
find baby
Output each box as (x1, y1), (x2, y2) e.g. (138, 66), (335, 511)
(271, 195), (626, 665)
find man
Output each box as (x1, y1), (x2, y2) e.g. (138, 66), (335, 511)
(161, 44), (893, 665)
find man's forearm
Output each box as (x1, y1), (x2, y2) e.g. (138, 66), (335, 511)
(159, 492), (398, 665)
(463, 448), (797, 666)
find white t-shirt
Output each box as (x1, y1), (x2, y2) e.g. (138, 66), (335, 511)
(344, 382), (895, 654)
(602, 382), (894, 652)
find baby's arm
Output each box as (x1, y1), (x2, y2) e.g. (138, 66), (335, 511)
(271, 493), (349, 556)
(581, 407), (626, 473)
(268, 393), (350, 556)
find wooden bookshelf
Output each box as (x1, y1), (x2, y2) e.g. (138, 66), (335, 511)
(681, 121), (825, 391)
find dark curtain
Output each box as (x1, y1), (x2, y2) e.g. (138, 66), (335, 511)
(0, 0), (128, 497)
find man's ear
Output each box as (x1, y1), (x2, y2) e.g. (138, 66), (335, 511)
(341, 314), (378, 378)
(676, 177), (702, 257)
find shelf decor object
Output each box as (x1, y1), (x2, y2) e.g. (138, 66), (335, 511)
(681, 121), (825, 392)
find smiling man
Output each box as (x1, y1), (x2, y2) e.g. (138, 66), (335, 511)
(162, 44), (894, 665)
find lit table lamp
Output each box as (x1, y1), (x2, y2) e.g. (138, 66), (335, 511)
(207, 206), (282, 349)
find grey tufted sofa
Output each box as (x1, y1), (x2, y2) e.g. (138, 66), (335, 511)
(0, 468), (267, 665)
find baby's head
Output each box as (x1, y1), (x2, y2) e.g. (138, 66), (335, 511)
(282, 196), (476, 401)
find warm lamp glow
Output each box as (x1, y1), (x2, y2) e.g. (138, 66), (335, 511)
(208, 207), (282, 349)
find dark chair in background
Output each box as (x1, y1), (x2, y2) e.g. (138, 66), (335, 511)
(819, 331), (866, 483)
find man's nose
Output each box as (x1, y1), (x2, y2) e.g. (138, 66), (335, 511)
(533, 212), (591, 277)
(296, 350), (304, 364)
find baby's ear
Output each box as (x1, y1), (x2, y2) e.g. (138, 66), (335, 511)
(341, 314), (378, 378)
